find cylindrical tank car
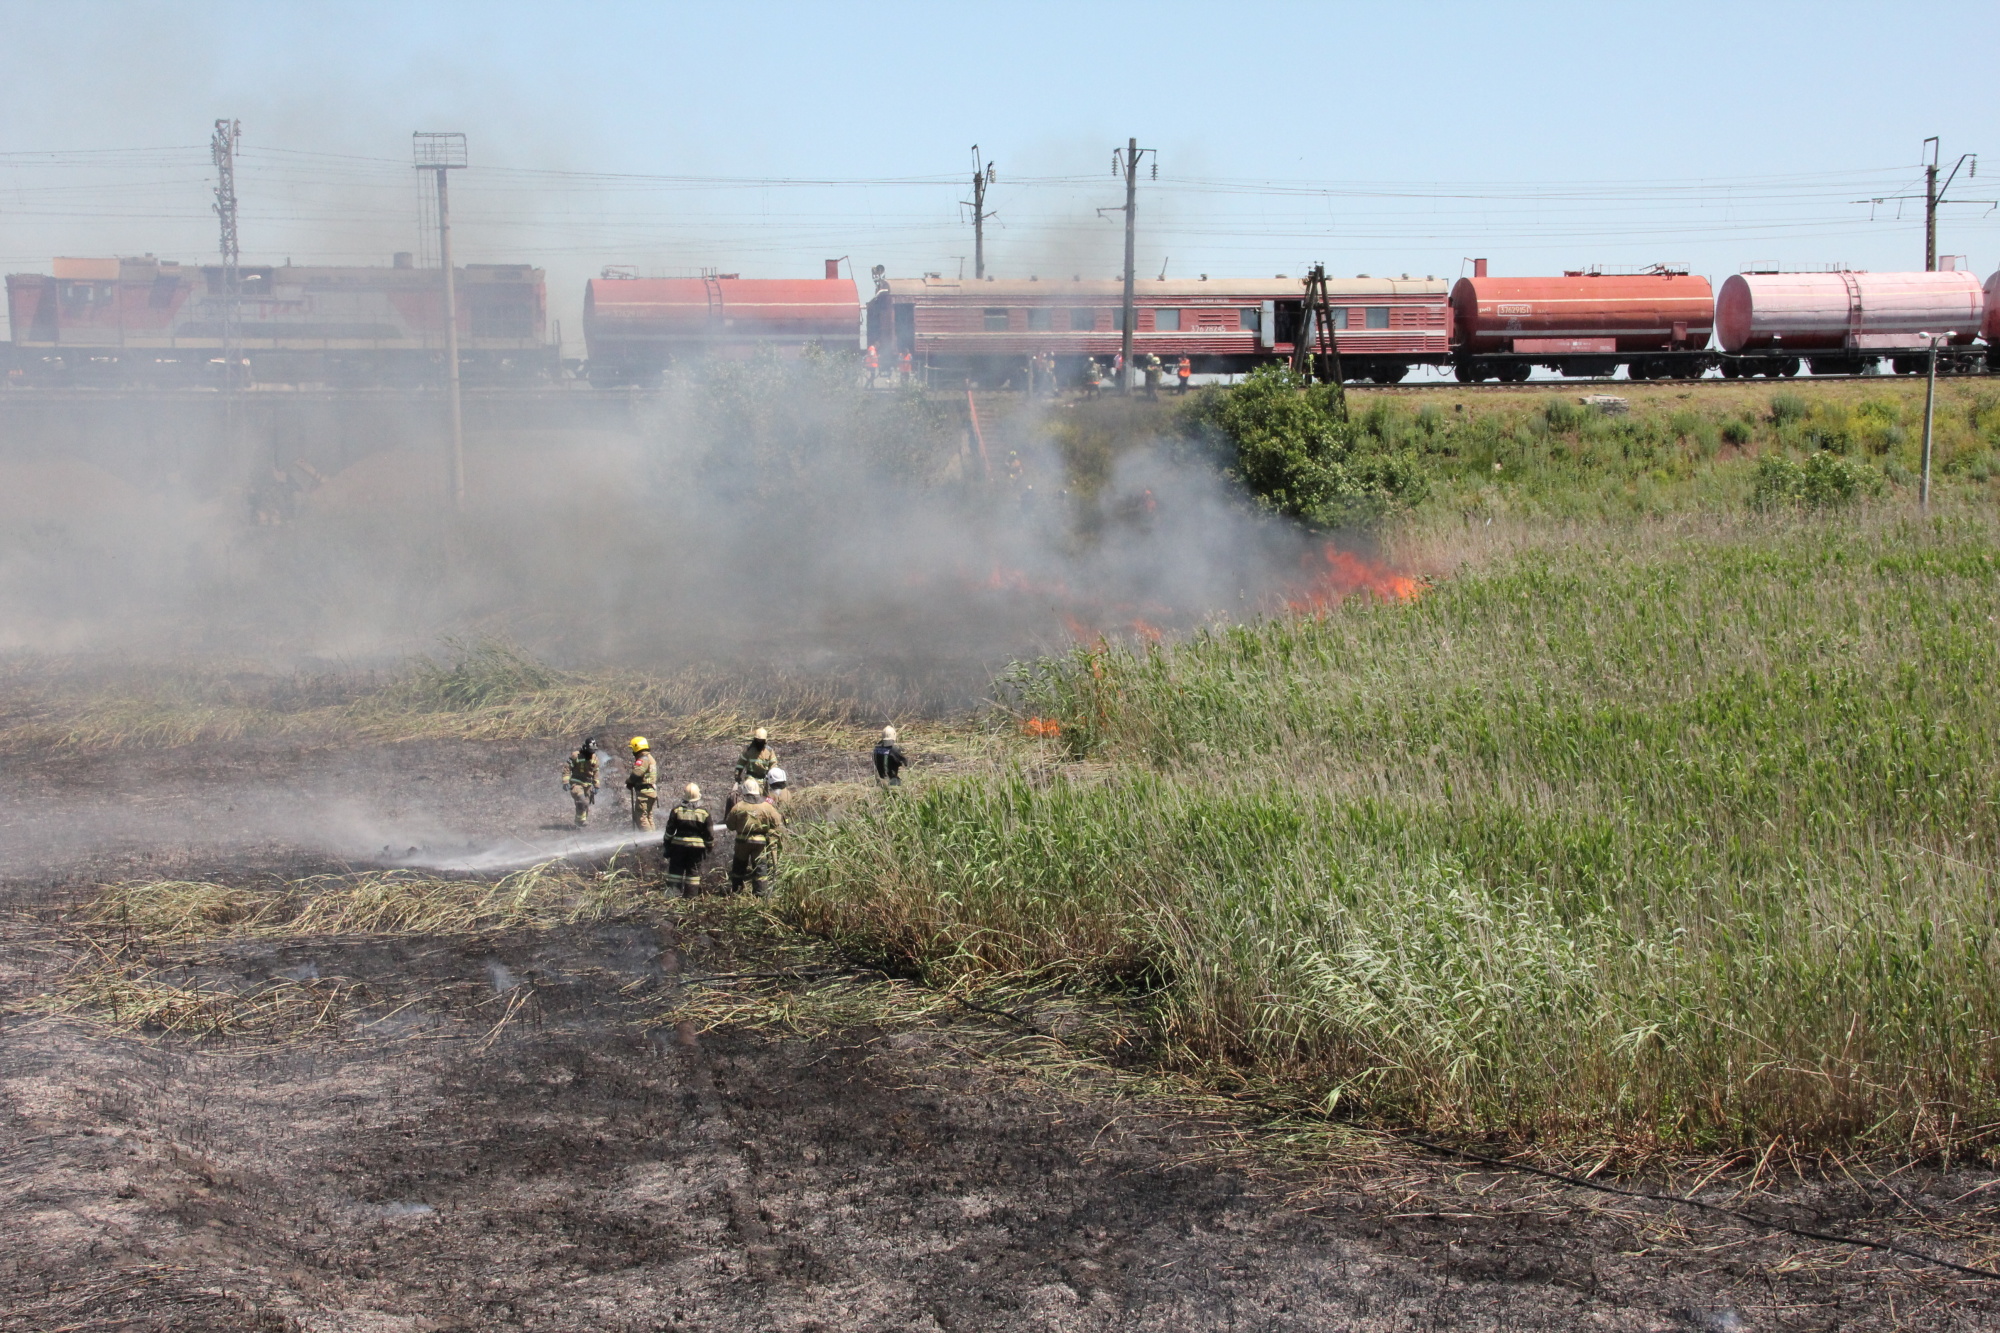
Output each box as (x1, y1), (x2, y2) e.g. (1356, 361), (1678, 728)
(1449, 265), (1714, 381)
(1715, 270), (1986, 377)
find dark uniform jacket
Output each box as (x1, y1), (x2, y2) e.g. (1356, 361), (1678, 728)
(872, 740), (908, 782)
(663, 802), (713, 851)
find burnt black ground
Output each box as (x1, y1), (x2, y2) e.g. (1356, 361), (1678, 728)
(2, 736), (1998, 1331)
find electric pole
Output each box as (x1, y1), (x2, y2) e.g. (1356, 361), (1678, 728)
(1102, 138), (1155, 395)
(210, 118), (241, 389)
(1919, 137), (1983, 271)
(414, 132), (468, 507)
(964, 146), (996, 280)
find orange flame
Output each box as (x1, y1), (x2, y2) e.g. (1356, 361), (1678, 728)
(1286, 546), (1423, 614)
(1022, 716), (1063, 738)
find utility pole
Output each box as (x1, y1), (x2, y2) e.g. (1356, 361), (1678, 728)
(1925, 140), (1939, 271)
(1101, 138), (1154, 395)
(1920, 137), (1983, 271)
(414, 132), (468, 507)
(210, 118), (241, 389)
(1855, 142), (1985, 271)
(964, 146), (996, 280)
(1919, 330), (1943, 511)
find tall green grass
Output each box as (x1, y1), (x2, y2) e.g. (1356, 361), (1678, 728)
(782, 508), (2000, 1160)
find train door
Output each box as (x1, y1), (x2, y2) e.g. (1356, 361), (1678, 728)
(1273, 300), (1305, 348)
(894, 302), (915, 354)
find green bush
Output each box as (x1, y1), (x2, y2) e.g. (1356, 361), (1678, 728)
(1769, 392), (1810, 425)
(1183, 366), (1428, 526)
(1750, 451), (1879, 511)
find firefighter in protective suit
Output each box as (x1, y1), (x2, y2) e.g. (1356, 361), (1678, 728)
(734, 727), (777, 784)
(560, 738), (600, 826)
(725, 777), (784, 895)
(625, 737), (659, 831)
(661, 783), (713, 895)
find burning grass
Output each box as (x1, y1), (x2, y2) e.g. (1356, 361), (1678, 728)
(781, 504), (2000, 1163)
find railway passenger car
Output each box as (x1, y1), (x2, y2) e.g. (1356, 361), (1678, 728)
(581, 266), (860, 383)
(3, 255), (555, 385)
(864, 273), (1450, 384)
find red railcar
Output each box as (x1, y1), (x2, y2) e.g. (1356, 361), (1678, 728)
(582, 270), (859, 382)
(1448, 266), (1715, 381)
(865, 274), (1450, 384)
(4, 254), (553, 385)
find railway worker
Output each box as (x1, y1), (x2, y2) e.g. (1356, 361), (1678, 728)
(661, 783), (714, 895)
(1111, 350), (1125, 388)
(899, 349), (914, 384)
(560, 737), (601, 827)
(865, 343), (880, 388)
(725, 777), (784, 895)
(625, 736), (659, 831)
(1176, 354), (1193, 393)
(734, 727), (777, 784)
(873, 726), (908, 787)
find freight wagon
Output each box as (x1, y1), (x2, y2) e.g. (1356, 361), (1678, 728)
(580, 265), (860, 384)
(3, 255), (556, 386)
(1448, 263), (1716, 381)
(863, 272), (1451, 385)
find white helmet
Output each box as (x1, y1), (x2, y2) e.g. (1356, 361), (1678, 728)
(740, 777), (765, 798)
(766, 767), (788, 787)
(881, 726), (898, 742)
(684, 783), (701, 801)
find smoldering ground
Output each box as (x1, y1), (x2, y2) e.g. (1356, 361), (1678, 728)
(0, 357), (1351, 706)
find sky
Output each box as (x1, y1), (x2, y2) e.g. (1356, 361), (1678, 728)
(3, 0), (1996, 343)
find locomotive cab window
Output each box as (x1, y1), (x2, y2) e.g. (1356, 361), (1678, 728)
(1365, 306), (1390, 329)
(1154, 309), (1181, 331)
(983, 308), (1009, 331)
(1238, 308), (1260, 332)
(1027, 308), (1051, 332)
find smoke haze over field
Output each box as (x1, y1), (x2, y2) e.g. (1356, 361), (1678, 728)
(0, 369), (1342, 707)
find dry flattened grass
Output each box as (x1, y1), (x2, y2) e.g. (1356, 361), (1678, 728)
(36, 863), (649, 1039)
(80, 863), (645, 942)
(0, 660), (893, 755)
(38, 959), (359, 1040)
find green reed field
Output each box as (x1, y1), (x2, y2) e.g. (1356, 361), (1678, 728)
(781, 497), (2000, 1163)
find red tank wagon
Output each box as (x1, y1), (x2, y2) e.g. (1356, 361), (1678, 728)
(1449, 265), (1714, 381)
(4, 255), (553, 385)
(581, 270), (860, 383)
(865, 274), (1450, 385)
(1714, 270), (1987, 377)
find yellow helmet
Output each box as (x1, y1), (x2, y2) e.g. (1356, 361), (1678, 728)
(629, 736), (649, 752)
(751, 727), (769, 742)
(684, 782), (701, 801)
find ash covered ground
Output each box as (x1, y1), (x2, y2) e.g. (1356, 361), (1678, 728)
(2, 734), (1997, 1332)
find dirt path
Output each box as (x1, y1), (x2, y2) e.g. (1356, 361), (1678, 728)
(1, 738), (1995, 1331)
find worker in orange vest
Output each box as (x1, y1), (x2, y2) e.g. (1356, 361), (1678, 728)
(898, 349), (914, 384)
(1176, 354), (1193, 393)
(864, 343), (880, 388)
